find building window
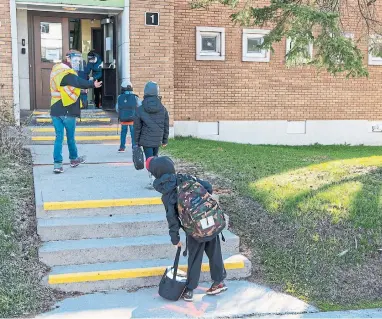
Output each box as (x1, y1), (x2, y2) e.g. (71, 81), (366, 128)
(242, 29), (270, 62)
(343, 32), (354, 40)
(196, 27), (225, 61)
(368, 35), (382, 65)
(285, 38), (313, 64)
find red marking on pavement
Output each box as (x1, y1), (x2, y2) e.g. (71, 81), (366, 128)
(163, 301), (210, 317)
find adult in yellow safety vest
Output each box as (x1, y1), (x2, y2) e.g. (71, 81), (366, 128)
(50, 50), (102, 174)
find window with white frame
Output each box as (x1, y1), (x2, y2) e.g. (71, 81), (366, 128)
(368, 35), (382, 65)
(196, 27), (225, 61)
(343, 32), (354, 40)
(242, 29), (270, 62)
(285, 38), (313, 64)
(334, 32), (354, 63)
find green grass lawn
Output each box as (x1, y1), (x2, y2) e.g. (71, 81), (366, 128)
(165, 137), (382, 311)
(0, 153), (54, 317)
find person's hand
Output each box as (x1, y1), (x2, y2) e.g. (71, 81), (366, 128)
(162, 144), (167, 148)
(174, 242), (181, 248)
(94, 80), (103, 88)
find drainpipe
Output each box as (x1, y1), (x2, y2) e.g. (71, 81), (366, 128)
(121, 0), (130, 82)
(10, 0), (20, 126)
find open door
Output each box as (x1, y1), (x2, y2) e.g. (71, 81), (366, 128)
(33, 16), (69, 109)
(101, 17), (117, 110)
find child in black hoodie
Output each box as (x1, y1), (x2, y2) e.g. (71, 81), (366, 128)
(146, 156), (227, 302)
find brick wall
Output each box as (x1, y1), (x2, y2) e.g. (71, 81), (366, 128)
(129, 0), (175, 124)
(173, 1), (382, 122)
(0, 0), (14, 118)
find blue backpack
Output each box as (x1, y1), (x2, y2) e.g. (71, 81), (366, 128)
(118, 94), (137, 122)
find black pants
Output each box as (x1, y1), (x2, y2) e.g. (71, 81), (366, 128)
(186, 235), (226, 290)
(94, 87), (102, 108)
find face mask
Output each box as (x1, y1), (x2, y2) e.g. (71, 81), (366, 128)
(70, 55), (84, 72)
(88, 56), (97, 64)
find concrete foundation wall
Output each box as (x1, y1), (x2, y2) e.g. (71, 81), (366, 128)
(174, 120), (382, 145)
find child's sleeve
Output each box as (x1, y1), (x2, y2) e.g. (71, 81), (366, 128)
(165, 203), (181, 245)
(163, 110), (169, 145)
(115, 95), (119, 112)
(133, 113), (142, 146)
(196, 178), (213, 194)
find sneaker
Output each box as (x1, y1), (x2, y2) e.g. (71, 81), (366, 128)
(70, 156), (86, 168)
(118, 148), (126, 153)
(206, 282), (228, 295)
(145, 174), (155, 190)
(53, 165), (64, 174)
(182, 288), (193, 302)
(145, 181), (154, 190)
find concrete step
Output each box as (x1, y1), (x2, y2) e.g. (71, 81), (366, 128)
(39, 231), (240, 267)
(32, 110), (107, 116)
(30, 135), (121, 144)
(29, 117), (119, 126)
(38, 212), (229, 241)
(46, 254), (251, 293)
(38, 197), (163, 219)
(29, 126), (121, 136)
(38, 213), (169, 241)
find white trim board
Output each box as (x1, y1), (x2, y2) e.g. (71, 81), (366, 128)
(16, 2), (123, 14)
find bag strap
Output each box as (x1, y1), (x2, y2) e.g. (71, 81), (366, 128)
(172, 246), (182, 280)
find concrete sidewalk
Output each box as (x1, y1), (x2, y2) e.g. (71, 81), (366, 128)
(37, 281), (318, 319)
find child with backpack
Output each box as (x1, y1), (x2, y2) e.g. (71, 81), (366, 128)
(146, 156), (228, 302)
(134, 81), (169, 188)
(116, 80), (141, 152)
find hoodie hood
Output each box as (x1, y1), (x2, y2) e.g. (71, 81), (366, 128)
(144, 81), (159, 97)
(148, 156), (176, 179)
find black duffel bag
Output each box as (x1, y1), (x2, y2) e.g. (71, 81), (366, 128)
(158, 247), (187, 301)
(133, 146), (145, 170)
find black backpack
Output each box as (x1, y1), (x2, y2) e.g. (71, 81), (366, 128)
(133, 146), (145, 170)
(118, 94), (137, 122)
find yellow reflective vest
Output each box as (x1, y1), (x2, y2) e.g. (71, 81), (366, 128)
(50, 63), (82, 108)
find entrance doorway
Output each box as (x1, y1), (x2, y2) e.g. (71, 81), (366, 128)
(33, 16), (69, 109)
(29, 13), (117, 110)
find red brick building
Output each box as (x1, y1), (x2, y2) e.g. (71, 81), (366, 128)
(1, 0), (382, 145)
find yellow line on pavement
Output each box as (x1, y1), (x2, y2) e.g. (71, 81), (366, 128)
(36, 118), (111, 123)
(32, 127), (118, 132)
(44, 197), (162, 211)
(48, 260), (245, 284)
(32, 135), (119, 141)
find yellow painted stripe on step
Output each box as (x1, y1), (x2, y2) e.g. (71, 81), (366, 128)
(32, 136), (119, 141)
(32, 111), (49, 115)
(32, 127), (118, 132)
(48, 260), (245, 284)
(33, 111), (106, 116)
(44, 197), (162, 211)
(36, 118), (111, 123)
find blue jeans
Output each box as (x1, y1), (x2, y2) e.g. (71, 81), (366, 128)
(120, 125), (136, 149)
(52, 116), (78, 163)
(143, 147), (159, 159)
(80, 93), (88, 109)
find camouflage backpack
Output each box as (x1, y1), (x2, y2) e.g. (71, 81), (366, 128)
(177, 179), (226, 242)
